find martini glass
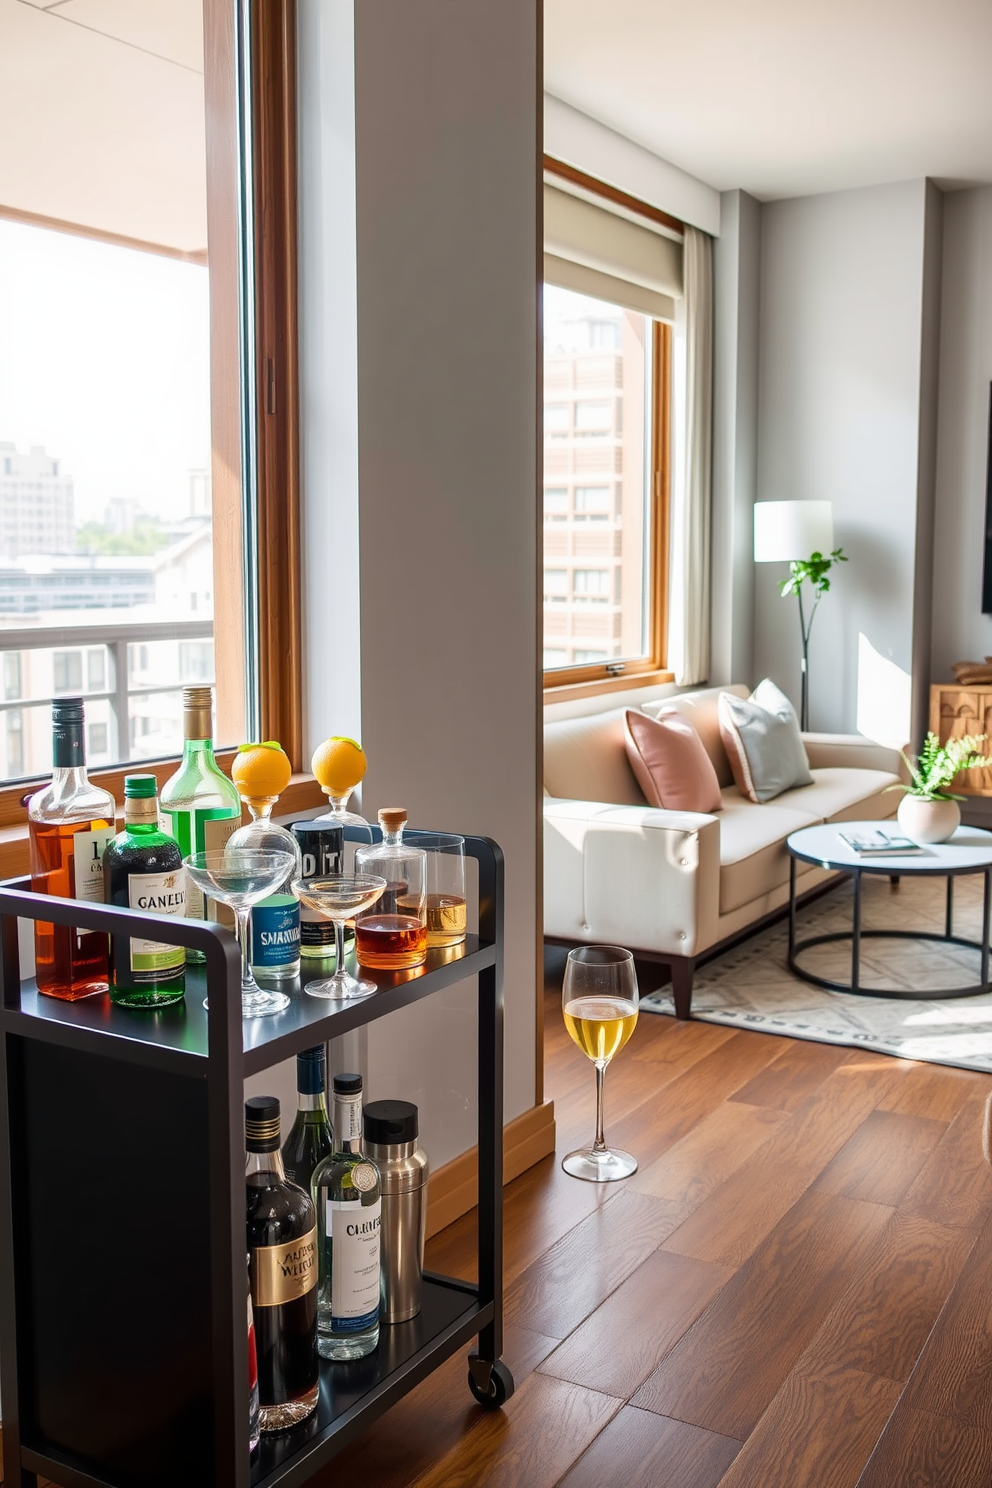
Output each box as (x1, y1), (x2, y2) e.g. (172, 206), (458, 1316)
(292, 874), (387, 999)
(186, 848), (298, 1018)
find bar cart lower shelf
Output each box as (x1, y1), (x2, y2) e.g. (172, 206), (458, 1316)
(0, 830), (510, 1488)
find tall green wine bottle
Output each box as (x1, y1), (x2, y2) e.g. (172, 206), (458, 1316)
(103, 774), (186, 1008)
(281, 1047), (334, 1192)
(160, 686), (241, 961)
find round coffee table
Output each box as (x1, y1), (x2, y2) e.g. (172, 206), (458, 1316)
(786, 821), (992, 998)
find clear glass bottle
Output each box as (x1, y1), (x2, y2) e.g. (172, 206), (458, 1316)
(160, 686), (241, 962)
(102, 774), (186, 1008)
(354, 808), (428, 970)
(245, 1096), (319, 1432)
(27, 696), (116, 999)
(311, 1073), (381, 1361)
(229, 799), (302, 982)
(281, 1046), (334, 1192)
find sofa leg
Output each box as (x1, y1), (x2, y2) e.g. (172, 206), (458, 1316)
(670, 957), (695, 1020)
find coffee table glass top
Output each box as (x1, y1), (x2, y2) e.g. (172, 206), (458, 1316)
(787, 821), (992, 875)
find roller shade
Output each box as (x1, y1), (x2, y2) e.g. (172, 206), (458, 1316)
(544, 183), (682, 323)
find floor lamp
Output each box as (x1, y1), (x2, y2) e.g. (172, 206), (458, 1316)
(754, 500), (835, 731)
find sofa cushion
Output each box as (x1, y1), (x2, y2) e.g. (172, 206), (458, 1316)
(642, 684), (748, 788)
(544, 708), (646, 806)
(717, 790), (822, 913)
(719, 680), (813, 803)
(623, 708), (722, 813)
(773, 766), (901, 824)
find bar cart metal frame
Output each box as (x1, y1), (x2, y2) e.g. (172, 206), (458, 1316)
(0, 829), (510, 1488)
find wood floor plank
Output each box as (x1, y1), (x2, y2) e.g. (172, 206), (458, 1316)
(538, 1248), (732, 1398)
(632, 1189), (892, 1439)
(663, 1157), (813, 1268)
(405, 1373), (621, 1488)
(715, 1365), (901, 1488)
(555, 1406), (740, 1488)
(426, 1154), (610, 1285)
(899, 1216), (992, 1430)
(811, 1109), (948, 1206)
(794, 1212), (977, 1384)
(311, 1322), (559, 1488)
(504, 1188), (685, 1339)
(729, 1037), (853, 1112)
(629, 1100), (787, 1209)
(875, 1059), (983, 1122)
(855, 1405), (992, 1488)
(899, 1096), (992, 1230)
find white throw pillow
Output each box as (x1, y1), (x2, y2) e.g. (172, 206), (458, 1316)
(718, 679), (812, 804)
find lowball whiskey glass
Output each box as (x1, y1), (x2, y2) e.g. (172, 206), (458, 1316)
(561, 945), (639, 1181)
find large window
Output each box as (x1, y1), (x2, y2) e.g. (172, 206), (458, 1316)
(542, 283), (670, 684)
(0, 1), (308, 870)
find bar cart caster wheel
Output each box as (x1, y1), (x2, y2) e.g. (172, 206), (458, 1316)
(468, 1358), (514, 1409)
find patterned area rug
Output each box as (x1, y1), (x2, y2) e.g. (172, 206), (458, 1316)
(641, 872), (992, 1072)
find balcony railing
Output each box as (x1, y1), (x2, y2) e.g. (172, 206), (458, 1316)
(0, 617), (214, 781)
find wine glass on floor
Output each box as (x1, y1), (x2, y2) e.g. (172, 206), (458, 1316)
(561, 945), (639, 1181)
(292, 875), (387, 999)
(186, 848), (298, 1018)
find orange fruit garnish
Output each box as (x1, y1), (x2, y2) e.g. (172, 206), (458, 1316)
(232, 740), (293, 801)
(311, 736), (367, 796)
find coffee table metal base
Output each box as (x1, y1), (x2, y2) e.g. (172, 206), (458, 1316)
(788, 859), (992, 1000)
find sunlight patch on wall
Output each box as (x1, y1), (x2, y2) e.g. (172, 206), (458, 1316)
(856, 632), (911, 747)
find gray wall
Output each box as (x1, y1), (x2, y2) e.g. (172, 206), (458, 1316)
(711, 188), (760, 686)
(931, 185), (992, 679)
(296, 0), (540, 1169)
(753, 179), (938, 742)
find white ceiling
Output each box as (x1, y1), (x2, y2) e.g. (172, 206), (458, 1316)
(544, 0), (992, 201)
(0, 0), (206, 252)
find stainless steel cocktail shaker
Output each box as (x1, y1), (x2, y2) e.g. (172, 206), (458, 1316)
(362, 1100), (429, 1323)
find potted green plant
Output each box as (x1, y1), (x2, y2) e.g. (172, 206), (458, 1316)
(889, 731), (988, 843)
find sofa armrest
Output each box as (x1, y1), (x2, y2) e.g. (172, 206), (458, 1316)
(802, 732), (908, 781)
(543, 797), (721, 958)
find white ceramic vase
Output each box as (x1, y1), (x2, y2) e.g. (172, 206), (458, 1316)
(896, 794), (961, 845)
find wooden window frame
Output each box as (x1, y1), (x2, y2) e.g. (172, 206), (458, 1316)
(0, 0), (319, 877)
(542, 156), (677, 695)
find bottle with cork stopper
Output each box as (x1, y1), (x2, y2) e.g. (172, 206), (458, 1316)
(353, 809), (428, 969)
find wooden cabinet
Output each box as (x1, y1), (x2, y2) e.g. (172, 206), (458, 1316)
(929, 684), (992, 796)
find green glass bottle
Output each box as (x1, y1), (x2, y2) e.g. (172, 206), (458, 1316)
(281, 1047), (334, 1192)
(103, 774), (186, 1008)
(160, 686), (241, 962)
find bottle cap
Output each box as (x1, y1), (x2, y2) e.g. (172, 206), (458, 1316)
(363, 1099), (418, 1145)
(333, 1072), (363, 1096)
(51, 697), (84, 725)
(297, 1046), (325, 1094)
(245, 1095), (281, 1151)
(182, 686), (213, 742)
(378, 807), (408, 832)
(124, 774), (158, 798)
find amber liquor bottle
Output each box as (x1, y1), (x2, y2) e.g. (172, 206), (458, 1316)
(246, 1096), (319, 1432)
(27, 697), (116, 999)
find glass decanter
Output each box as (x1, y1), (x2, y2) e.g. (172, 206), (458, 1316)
(354, 809), (428, 971)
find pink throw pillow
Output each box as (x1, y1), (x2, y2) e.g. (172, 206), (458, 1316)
(623, 709), (722, 813)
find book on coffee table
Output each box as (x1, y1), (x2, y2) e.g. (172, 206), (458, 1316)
(838, 828), (928, 856)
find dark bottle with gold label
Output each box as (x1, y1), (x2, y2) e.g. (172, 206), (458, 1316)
(245, 1096), (319, 1432)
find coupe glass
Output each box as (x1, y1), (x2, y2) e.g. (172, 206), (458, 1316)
(292, 874), (387, 1000)
(561, 945), (639, 1181)
(186, 848), (298, 1018)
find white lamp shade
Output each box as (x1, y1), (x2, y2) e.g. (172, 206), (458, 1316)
(753, 501), (834, 563)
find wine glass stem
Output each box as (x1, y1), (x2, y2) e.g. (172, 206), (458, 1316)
(237, 908), (253, 991)
(333, 916), (346, 976)
(593, 1059), (608, 1152)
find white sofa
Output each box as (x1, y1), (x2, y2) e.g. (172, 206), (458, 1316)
(544, 682), (906, 1018)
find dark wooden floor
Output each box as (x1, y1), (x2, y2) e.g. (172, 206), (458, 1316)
(22, 959), (991, 1488)
(321, 954), (992, 1488)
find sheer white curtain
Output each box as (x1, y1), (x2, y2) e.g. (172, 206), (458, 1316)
(668, 225), (713, 687)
